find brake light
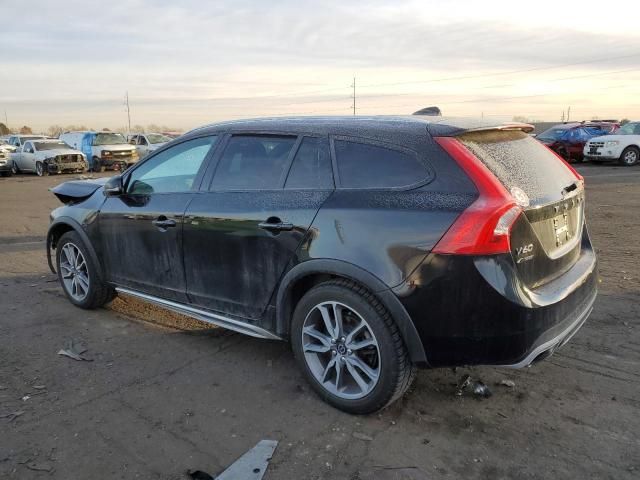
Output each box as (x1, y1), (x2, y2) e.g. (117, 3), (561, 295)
(433, 137), (521, 255)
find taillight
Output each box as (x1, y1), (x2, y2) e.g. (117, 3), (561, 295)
(433, 137), (521, 255)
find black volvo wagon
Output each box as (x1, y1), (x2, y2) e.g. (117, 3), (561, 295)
(47, 116), (597, 413)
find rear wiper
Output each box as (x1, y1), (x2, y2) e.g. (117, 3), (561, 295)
(562, 181), (579, 196)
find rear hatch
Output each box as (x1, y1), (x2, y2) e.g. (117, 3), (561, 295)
(457, 130), (584, 288)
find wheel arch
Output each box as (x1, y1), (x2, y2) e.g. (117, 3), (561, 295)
(47, 217), (103, 281)
(276, 259), (428, 366)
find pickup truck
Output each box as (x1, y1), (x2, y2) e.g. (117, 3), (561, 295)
(59, 131), (138, 172)
(583, 121), (640, 166)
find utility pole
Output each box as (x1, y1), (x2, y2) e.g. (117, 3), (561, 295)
(124, 92), (131, 134)
(561, 110), (565, 122)
(567, 106), (571, 122)
(4, 110), (7, 127)
(351, 77), (356, 116)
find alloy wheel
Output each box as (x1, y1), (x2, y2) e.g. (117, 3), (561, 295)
(302, 301), (381, 400)
(59, 242), (90, 301)
(36, 162), (44, 176)
(623, 149), (638, 165)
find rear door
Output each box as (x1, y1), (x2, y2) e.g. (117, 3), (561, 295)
(183, 134), (334, 319)
(98, 135), (218, 301)
(457, 130), (584, 288)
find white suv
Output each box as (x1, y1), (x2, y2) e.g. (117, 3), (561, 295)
(584, 122), (640, 166)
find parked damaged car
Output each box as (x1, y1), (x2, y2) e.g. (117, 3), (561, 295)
(583, 121), (640, 166)
(128, 133), (172, 159)
(47, 116), (597, 414)
(59, 131), (138, 172)
(536, 122), (617, 162)
(10, 139), (87, 176)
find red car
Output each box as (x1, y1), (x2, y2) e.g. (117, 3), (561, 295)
(536, 122), (618, 162)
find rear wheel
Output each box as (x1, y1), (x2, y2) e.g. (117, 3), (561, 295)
(620, 146), (639, 166)
(56, 231), (115, 309)
(291, 279), (415, 414)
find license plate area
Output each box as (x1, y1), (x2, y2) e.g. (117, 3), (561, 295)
(552, 213), (574, 247)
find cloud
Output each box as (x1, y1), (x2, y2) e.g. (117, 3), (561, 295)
(2, 0), (639, 129)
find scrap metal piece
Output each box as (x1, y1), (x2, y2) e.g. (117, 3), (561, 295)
(217, 440), (278, 480)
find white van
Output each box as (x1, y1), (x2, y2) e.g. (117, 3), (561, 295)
(59, 131), (138, 172)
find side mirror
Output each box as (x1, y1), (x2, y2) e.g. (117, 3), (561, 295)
(103, 175), (124, 196)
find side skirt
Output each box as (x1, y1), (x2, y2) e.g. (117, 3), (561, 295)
(115, 287), (283, 341)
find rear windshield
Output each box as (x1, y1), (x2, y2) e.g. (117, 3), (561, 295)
(537, 128), (568, 141)
(459, 130), (577, 206)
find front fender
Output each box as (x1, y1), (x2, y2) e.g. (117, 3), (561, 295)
(276, 259), (428, 365)
(46, 216), (103, 281)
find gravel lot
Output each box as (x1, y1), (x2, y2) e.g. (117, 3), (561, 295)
(1, 165), (639, 479)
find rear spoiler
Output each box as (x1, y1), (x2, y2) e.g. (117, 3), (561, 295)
(426, 120), (534, 137)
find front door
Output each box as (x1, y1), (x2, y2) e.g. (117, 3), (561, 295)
(98, 135), (219, 301)
(183, 134), (334, 320)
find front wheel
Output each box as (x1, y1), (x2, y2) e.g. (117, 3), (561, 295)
(56, 231), (115, 309)
(35, 161), (47, 176)
(11, 161), (19, 175)
(291, 280), (415, 414)
(620, 146), (639, 166)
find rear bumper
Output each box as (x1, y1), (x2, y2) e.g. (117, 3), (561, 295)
(393, 232), (598, 367)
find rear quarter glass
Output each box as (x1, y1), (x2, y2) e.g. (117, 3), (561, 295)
(458, 130), (577, 206)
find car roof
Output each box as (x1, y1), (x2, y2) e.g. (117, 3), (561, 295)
(184, 115), (532, 139)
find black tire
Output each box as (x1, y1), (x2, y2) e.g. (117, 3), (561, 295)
(291, 279), (415, 414)
(56, 231), (115, 309)
(0, 170), (11, 177)
(35, 161), (47, 176)
(92, 157), (104, 173)
(619, 146), (639, 167)
(11, 161), (19, 175)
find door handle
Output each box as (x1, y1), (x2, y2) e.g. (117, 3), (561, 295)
(152, 217), (177, 229)
(258, 218), (294, 231)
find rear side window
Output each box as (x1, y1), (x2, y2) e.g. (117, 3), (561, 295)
(335, 140), (429, 189)
(459, 130), (577, 206)
(285, 137), (333, 189)
(211, 135), (296, 190)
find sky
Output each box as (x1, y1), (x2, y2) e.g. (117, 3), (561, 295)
(1, 0), (639, 132)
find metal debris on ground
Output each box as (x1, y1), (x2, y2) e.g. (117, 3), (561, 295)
(57, 339), (92, 361)
(189, 439), (278, 480)
(455, 374), (471, 396)
(499, 379), (516, 388)
(455, 374), (492, 398)
(352, 432), (374, 442)
(0, 410), (25, 422)
(472, 381), (492, 398)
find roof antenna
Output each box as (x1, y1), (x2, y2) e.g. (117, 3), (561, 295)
(413, 106), (442, 116)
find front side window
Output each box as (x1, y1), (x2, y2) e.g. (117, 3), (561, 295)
(285, 137), (333, 189)
(210, 135), (296, 190)
(23, 142), (33, 153)
(127, 136), (217, 195)
(138, 136), (148, 146)
(335, 139), (430, 189)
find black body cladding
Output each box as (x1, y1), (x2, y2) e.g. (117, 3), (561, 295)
(48, 116), (597, 369)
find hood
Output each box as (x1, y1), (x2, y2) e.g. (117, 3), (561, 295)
(0, 144), (16, 152)
(587, 134), (632, 143)
(36, 148), (83, 158)
(50, 177), (109, 204)
(149, 142), (168, 150)
(99, 144), (135, 152)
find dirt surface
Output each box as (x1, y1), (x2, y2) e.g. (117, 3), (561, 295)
(1, 165), (639, 479)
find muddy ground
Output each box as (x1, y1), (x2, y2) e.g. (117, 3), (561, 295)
(1, 165), (639, 479)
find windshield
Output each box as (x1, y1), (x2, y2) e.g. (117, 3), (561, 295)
(147, 134), (171, 144)
(537, 128), (568, 141)
(94, 133), (127, 145)
(34, 141), (71, 151)
(618, 123), (640, 135)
